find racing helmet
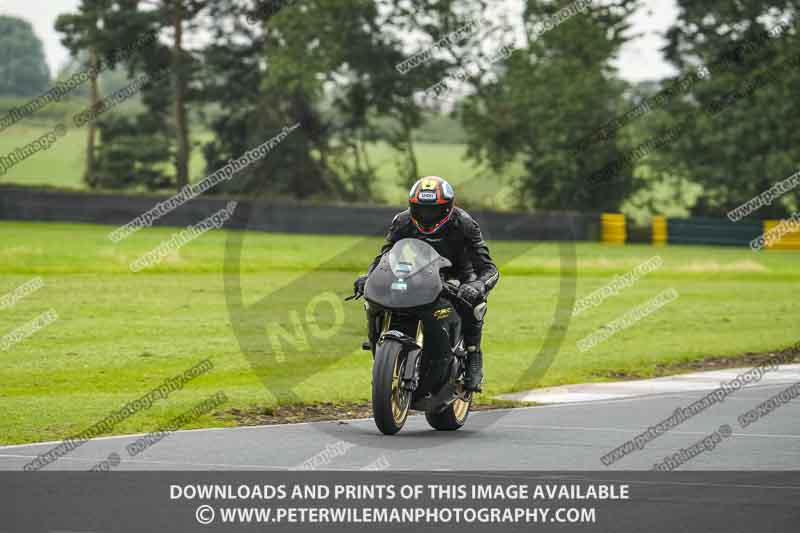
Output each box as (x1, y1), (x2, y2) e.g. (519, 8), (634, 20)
(408, 176), (455, 234)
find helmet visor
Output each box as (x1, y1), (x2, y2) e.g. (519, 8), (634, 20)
(411, 203), (450, 230)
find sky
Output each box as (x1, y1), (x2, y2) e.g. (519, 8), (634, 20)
(0, 0), (679, 82)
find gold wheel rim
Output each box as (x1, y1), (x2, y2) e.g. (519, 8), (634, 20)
(391, 355), (410, 425)
(452, 397), (470, 422)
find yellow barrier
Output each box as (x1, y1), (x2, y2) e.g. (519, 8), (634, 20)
(763, 219), (800, 250)
(601, 213), (626, 244)
(652, 215), (667, 246)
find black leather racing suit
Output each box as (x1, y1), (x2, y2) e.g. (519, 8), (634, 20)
(366, 207), (499, 352)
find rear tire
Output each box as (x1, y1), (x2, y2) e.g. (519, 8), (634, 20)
(372, 339), (411, 435)
(425, 395), (471, 431)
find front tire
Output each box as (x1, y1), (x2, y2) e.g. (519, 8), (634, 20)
(425, 395), (471, 431)
(372, 339), (411, 435)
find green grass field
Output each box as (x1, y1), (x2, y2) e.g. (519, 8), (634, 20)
(1, 220), (798, 444)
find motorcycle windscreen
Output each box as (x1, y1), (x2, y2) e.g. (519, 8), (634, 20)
(365, 238), (451, 309)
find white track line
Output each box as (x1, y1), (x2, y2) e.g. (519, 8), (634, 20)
(493, 424), (800, 439)
(1, 382), (793, 451)
(0, 453), (299, 470)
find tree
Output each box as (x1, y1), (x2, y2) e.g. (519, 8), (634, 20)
(458, 0), (641, 211)
(0, 16), (51, 96)
(57, 0), (207, 191)
(161, 0), (205, 189)
(661, 0), (800, 217)
(116, 0), (207, 189)
(201, 0), (441, 201)
(56, 0), (109, 186)
(375, 0), (498, 191)
(91, 114), (174, 190)
(55, 54), (142, 97)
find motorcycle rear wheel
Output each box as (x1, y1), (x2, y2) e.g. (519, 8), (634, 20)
(372, 339), (411, 435)
(425, 395), (471, 431)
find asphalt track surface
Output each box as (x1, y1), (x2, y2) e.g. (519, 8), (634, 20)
(1, 379), (797, 471)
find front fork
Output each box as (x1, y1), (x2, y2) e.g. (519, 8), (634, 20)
(374, 310), (423, 392)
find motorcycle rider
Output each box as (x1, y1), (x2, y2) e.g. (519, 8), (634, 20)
(354, 176), (499, 392)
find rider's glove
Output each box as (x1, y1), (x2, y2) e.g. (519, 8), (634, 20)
(457, 280), (485, 306)
(354, 275), (368, 296)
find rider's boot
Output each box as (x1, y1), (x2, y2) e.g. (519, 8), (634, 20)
(464, 345), (484, 392)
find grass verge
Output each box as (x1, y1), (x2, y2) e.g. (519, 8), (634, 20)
(0, 220), (798, 444)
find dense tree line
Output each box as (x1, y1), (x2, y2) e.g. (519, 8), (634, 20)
(2, 1), (798, 215)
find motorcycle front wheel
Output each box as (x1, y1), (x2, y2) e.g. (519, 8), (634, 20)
(372, 339), (411, 435)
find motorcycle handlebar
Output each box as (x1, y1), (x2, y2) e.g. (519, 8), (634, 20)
(345, 289), (363, 301)
(344, 279), (472, 308)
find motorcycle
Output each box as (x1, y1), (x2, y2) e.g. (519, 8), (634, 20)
(347, 238), (486, 435)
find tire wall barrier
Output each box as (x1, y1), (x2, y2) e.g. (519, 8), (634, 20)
(609, 214), (797, 250)
(5, 186), (794, 248)
(601, 213), (626, 244)
(652, 215), (667, 246)
(0, 186), (599, 242)
(763, 219), (800, 250)
(665, 216), (763, 247)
